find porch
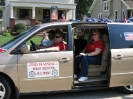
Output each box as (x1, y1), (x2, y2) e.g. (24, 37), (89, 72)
(9, 2), (76, 30)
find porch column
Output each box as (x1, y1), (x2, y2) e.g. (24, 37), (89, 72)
(72, 9), (76, 20)
(14, 7), (17, 19)
(31, 7), (36, 26)
(32, 7), (35, 19)
(10, 5), (15, 31)
(10, 5), (13, 18)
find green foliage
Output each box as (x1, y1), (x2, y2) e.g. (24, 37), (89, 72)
(3, 32), (10, 36)
(16, 29), (24, 34)
(14, 23), (27, 35)
(0, 0), (5, 5)
(11, 32), (19, 36)
(4, 28), (12, 33)
(0, 36), (15, 45)
(75, 0), (93, 20)
(0, 36), (41, 45)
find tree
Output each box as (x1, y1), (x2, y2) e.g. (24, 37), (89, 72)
(75, 0), (93, 20)
(0, 0), (5, 5)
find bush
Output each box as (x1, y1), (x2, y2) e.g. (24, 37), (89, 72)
(14, 23), (27, 34)
(4, 28), (12, 33)
(16, 29), (24, 34)
(11, 32), (19, 36)
(3, 32), (10, 36)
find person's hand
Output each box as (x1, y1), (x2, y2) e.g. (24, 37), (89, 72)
(80, 53), (87, 56)
(36, 49), (46, 52)
(36, 49), (43, 52)
(76, 54), (81, 57)
(42, 32), (46, 37)
(36, 49), (40, 52)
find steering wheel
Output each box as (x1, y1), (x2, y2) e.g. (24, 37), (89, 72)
(30, 40), (38, 51)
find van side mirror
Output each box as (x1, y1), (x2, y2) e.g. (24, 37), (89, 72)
(21, 45), (30, 54)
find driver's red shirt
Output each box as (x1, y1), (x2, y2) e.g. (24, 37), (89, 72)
(51, 42), (66, 50)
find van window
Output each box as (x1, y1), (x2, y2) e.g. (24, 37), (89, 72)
(108, 24), (133, 49)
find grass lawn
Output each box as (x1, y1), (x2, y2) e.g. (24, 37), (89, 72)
(0, 36), (42, 46)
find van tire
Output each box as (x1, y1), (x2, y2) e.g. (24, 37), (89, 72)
(118, 85), (133, 94)
(0, 76), (12, 99)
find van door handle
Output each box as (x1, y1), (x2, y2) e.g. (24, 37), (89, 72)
(59, 57), (70, 63)
(114, 54), (123, 60)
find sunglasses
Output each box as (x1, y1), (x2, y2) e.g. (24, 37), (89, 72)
(55, 36), (61, 38)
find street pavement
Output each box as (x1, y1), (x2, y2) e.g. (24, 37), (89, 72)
(12, 88), (133, 99)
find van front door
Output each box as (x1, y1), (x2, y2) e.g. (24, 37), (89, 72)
(108, 24), (133, 87)
(17, 25), (73, 93)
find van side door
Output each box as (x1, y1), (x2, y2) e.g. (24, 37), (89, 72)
(108, 24), (133, 87)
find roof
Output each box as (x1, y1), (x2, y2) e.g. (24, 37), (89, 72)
(88, 0), (112, 13)
(123, 0), (133, 9)
(88, 0), (97, 13)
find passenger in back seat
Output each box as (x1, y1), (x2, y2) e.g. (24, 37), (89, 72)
(74, 32), (87, 56)
(74, 29), (105, 82)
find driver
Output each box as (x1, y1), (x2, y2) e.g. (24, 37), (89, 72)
(36, 31), (66, 52)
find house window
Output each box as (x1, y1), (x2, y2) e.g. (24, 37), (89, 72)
(19, 9), (31, 19)
(103, 2), (108, 11)
(98, 13), (102, 19)
(114, 10), (118, 19)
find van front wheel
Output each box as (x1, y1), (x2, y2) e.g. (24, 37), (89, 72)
(118, 85), (133, 94)
(0, 76), (11, 99)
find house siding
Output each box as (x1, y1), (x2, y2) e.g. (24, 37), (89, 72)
(66, 10), (72, 20)
(91, 0), (102, 19)
(122, 2), (128, 18)
(91, 0), (110, 19)
(112, 0), (122, 19)
(90, 0), (129, 20)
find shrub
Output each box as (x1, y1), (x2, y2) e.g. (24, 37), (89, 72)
(3, 32), (10, 36)
(14, 23), (27, 34)
(11, 32), (19, 36)
(4, 28), (12, 33)
(16, 29), (24, 34)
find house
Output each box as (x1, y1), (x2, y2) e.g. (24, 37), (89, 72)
(88, 0), (133, 20)
(2, 0), (76, 30)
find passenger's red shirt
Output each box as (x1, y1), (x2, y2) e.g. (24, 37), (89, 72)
(86, 39), (104, 54)
(51, 42), (66, 50)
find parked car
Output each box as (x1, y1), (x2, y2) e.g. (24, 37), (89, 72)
(0, 22), (133, 99)
(128, 17), (133, 22)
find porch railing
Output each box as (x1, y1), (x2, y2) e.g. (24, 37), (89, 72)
(15, 19), (31, 26)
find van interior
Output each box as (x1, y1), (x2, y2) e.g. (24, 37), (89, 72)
(72, 23), (111, 88)
(43, 23), (111, 88)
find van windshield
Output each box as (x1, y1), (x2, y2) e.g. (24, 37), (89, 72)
(1, 26), (40, 49)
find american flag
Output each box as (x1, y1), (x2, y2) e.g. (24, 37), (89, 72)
(124, 32), (133, 40)
(0, 48), (6, 53)
(123, 11), (127, 23)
